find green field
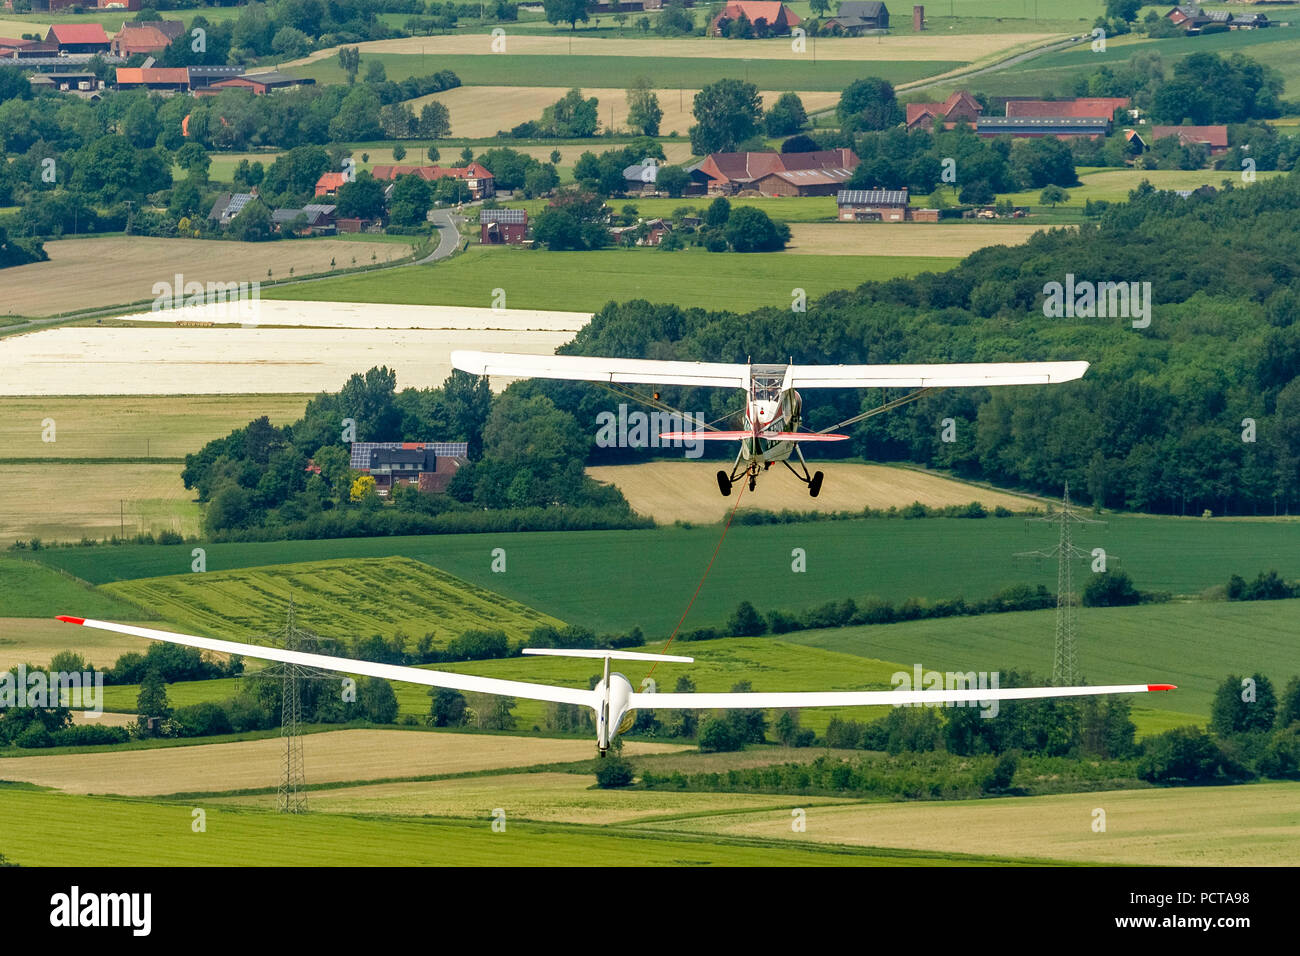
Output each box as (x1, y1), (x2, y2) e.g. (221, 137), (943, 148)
(266, 246), (955, 312)
(0, 558), (145, 621)
(940, 25), (1300, 98)
(26, 514), (1300, 634)
(994, 167), (1289, 210)
(100, 556), (563, 644)
(783, 599), (1300, 718)
(0, 787), (1045, 866)
(296, 52), (965, 92)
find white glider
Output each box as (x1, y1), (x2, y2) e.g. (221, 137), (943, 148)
(57, 616), (1173, 755)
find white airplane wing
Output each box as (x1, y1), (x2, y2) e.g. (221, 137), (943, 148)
(634, 682), (1173, 710)
(56, 617), (596, 708)
(451, 350), (749, 389)
(784, 361), (1089, 390)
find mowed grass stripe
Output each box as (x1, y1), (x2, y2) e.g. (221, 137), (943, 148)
(265, 247), (956, 313)
(0, 788), (1046, 866)
(100, 556), (564, 644)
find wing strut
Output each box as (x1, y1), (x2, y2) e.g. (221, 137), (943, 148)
(817, 387), (937, 435)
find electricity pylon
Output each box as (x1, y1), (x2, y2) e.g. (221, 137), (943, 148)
(249, 599), (332, 814)
(1015, 482), (1107, 686)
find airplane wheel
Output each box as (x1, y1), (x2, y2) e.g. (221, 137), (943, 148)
(748, 475), (756, 492)
(809, 471), (824, 498)
(716, 471), (732, 497)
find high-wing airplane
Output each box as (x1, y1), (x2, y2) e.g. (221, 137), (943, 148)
(451, 351), (1088, 497)
(56, 616), (1173, 756)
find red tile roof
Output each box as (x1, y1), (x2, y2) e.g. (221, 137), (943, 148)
(116, 67), (189, 85)
(370, 163), (494, 181)
(1005, 97), (1129, 119)
(48, 23), (109, 45)
(315, 172), (349, 194)
(714, 0), (799, 26)
(113, 24), (171, 54)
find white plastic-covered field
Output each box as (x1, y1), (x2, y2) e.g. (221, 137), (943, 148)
(1, 301), (590, 395)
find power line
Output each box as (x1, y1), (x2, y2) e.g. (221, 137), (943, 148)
(1015, 482), (1107, 686)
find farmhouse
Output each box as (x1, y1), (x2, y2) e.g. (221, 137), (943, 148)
(623, 158), (659, 194)
(314, 172), (351, 197)
(480, 207), (528, 244)
(208, 192), (267, 226)
(825, 1), (890, 33)
(836, 188), (938, 222)
(45, 24), (111, 55)
(905, 90), (982, 131)
(271, 204), (337, 236)
(689, 149), (859, 196)
(371, 163), (496, 200)
(710, 0), (801, 36)
(350, 441), (468, 496)
(611, 217), (673, 246)
(1148, 124), (1229, 155)
(109, 20), (184, 57)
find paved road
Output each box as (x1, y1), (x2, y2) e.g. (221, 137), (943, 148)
(420, 208), (463, 264)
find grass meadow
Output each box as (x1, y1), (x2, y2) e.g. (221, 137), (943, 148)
(265, 246), (957, 312)
(26, 513), (1300, 633)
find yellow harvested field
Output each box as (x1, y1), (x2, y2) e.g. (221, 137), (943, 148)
(410, 86), (841, 138)
(649, 782), (1300, 866)
(289, 33), (1058, 63)
(0, 462), (198, 545)
(785, 223), (1048, 257)
(0, 617), (155, 670)
(0, 395), (309, 459)
(0, 324), (576, 396)
(0, 729), (688, 796)
(485, 141), (695, 167)
(1, 237), (414, 319)
(587, 462), (1033, 524)
(210, 771), (844, 823)
(122, 299), (591, 332)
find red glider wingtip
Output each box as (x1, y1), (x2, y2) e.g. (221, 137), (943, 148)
(1147, 683), (1177, 692)
(56, 615), (85, 625)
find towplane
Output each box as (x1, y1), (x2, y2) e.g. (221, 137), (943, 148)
(451, 351), (1088, 497)
(56, 616), (1173, 756)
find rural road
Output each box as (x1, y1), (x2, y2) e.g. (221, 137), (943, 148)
(420, 208), (463, 263)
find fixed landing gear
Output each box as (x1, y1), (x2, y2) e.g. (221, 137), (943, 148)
(782, 445), (825, 497)
(716, 470), (733, 497)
